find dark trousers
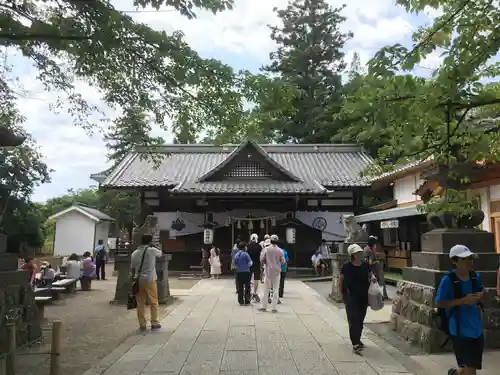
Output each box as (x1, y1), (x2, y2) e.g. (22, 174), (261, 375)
(279, 271), (286, 298)
(95, 260), (106, 280)
(345, 298), (368, 345)
(236, 272), (251, 304)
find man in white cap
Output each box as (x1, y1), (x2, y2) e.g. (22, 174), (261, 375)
(436, 245), (484, 375)
(339, 243), (372, 354)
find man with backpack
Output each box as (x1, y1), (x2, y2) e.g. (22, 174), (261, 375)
(435, 244), (484, 375)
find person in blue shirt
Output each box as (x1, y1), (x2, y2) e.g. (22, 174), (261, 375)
(234, 241), (253, 306)
(278, 241), (288, 299)
(436, 244), (484, 375)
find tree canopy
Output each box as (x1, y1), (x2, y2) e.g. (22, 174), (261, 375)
(339, 0), (500, 169)
(248, 0), (351, 144)
(1, 0), (246, 142)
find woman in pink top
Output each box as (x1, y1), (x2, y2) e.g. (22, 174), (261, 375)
(259, 235), (285, 313)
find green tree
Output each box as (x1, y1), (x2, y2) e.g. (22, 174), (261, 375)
(1, 0), (245, 141)
(255, 0), (352, 143)
(104, 107), (164, 162)
(339, 0), (500, 212)
(0, 76), (51, 252)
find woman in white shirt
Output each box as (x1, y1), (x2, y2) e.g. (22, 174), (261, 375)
(66, 253), (82, 280)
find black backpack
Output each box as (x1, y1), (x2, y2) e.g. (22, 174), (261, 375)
(435, 270), (483, 346)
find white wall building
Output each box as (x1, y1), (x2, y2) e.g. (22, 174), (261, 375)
(48, 204), (115, 257)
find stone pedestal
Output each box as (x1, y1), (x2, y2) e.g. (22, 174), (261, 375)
(0, 234), (41, 353)
(391, 229), (500, 352)
(329, 252), (351, 302)
(156, 254), (171, 304)
(112, 253), (172, 305)
(112, 252), (133, 304)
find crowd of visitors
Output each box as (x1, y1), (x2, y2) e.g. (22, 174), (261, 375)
(19, 239), (108, 288)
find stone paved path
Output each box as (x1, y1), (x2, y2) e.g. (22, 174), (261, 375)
(85, 279), (429, 375)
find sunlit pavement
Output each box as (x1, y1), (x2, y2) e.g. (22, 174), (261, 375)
(83, 279), (438, 375)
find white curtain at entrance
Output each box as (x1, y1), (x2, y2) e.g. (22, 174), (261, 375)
(154, 210), (352, 240)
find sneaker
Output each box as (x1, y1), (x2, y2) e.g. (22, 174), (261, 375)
(151, 323), (161, 330)
(258, 308), (266, 312)
(271, 309), (278, 313)
(353, 344), (362, 354)
(359, 341), (365, 348)
(137, 326), (147, 333)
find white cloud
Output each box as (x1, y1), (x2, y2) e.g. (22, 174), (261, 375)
(10, 0), (417, 201)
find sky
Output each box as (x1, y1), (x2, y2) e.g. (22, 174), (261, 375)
(9, 0), (444, 202)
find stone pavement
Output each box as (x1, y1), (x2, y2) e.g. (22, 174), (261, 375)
(84, 279), (440, 375)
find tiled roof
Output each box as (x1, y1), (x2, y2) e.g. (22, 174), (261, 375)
(48, 204), (115, 222)
(78, 205), (115, 221)
(97, 142), (373, 193)
(372, 157), (434, 183)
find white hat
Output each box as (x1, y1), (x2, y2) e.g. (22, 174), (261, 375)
(250, 233), (258, 242)
(264, 234), (270, 240)
(449, 244), (475, 259)
(347, 244), (364, 256)
(264, 239), (271, 247)
(270, 234), (279, 241)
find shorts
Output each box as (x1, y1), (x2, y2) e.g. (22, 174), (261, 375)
(452, 335), (484, 369)
(251, 268), (261, 281)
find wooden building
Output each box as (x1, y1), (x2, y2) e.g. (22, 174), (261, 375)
(355, 161), (432, 271)
(91, 140), (373, 270)
(417, 161), (500, 253)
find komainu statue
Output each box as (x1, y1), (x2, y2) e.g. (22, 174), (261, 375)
(342, 214), (368, 243)
(132, 215), (161, 249)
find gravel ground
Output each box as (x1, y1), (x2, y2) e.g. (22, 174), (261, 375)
(15, 265), (198, 375)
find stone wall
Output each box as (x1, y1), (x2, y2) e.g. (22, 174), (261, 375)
(391, 229), (500, 352)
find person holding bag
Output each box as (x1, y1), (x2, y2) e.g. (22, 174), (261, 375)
(339, 243), (375, 354)
(130, 234), (164, 332)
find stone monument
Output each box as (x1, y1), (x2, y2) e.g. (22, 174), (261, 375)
(391, 211), (500, 352)
(112, 215), (171, 304)
(330, 214), (368, 302)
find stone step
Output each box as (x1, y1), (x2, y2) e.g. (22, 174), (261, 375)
(411, 252), (500, 271)
(402, 267), (498, 288)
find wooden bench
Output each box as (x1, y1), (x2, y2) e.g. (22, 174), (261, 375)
(52, 278), (78, 293)
(34, 296), (52, 323)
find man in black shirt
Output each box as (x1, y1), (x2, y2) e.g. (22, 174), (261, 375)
(247, 233), (262, 302)
(339, 243), (373, 354)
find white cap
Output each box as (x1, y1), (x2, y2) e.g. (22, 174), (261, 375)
(347, 244), (364, 256)
(449, 244), (475, 259)
(270, 234), (279, 241)
(250, 233), (258, 242)
(264, 239), (271, 247)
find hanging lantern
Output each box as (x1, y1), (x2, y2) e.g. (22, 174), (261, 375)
(237, 220), (241, 229)
(271, 217), (276, 226)
(260, 219), (264, 229)
(203, 228), (214, 244)
(286, 227), (296, 244)
(248, 220), (253, 230)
